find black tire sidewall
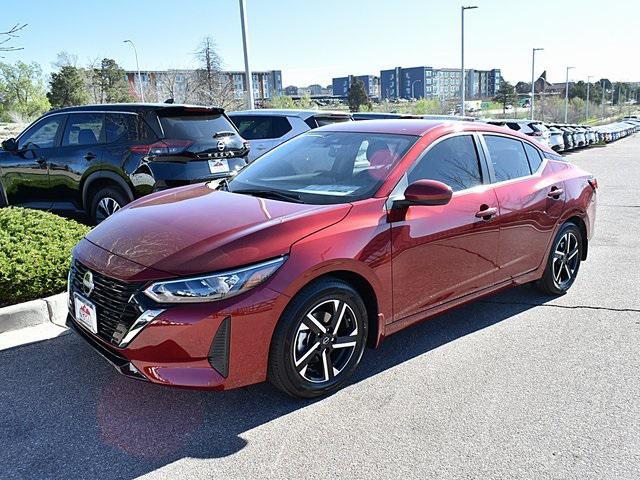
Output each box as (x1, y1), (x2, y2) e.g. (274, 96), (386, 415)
(269, 280), (368, 398)
(89, 186), (128, 225)
(543, 223), (583, 295)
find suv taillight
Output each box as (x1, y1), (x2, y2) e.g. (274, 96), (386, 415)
(130, 139), (193, 155)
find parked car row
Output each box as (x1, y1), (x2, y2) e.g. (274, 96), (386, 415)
(484, 117), (639, 153)
(1, 103), (636, 226)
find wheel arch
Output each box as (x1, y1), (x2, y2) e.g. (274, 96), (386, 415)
(565, 215), (588, 261)
(274, 264), (384, 350)
(81, 170), (135, 211)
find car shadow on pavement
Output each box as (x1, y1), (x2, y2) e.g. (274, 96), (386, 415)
(0, 284), (555, 480)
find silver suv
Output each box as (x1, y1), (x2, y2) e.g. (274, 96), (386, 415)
(229, 109), (352, 162)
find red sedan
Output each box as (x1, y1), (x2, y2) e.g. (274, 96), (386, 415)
(67, 120), (597, 398)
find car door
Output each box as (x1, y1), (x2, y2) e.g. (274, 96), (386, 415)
(390, 133), (501, 321)
(481, 134), (565, 282)
(0, 114), (65, 208)
(47, 112), (105, 213)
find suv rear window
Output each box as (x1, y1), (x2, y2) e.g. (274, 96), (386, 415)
(530, 123), (548, 132)
(230, 115), (292, 140)
(159, 112), (237, 141)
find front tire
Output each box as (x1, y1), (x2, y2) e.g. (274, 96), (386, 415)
(536, 222), (583, 295)
(268, 278), (368, 399)
(89, 186), (128, 225)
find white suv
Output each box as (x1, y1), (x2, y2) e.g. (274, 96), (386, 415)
(229, 109), (352, 162)
(485, 119), (551, 148)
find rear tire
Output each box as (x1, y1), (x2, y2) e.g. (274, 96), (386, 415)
(268, 278), (368, 399)
(536, 222), (583, 296)
(89, 186), (129, 225)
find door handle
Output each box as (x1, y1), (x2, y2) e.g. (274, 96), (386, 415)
(84, 153), (97, 161)
(548, 186), (564, 198)
(475, 206), (498, 219)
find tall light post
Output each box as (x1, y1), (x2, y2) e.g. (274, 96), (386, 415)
(460, 5), (478, 116)
(601, 80), (606, 120)
(530, 47), (543, 120)
(238, 0), (254, 109)
(585, 75), (593, 121)
(564, 66), (574, 123)
(123, 40), (144, 102)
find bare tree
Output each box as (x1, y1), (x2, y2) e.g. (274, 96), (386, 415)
(0, 24), (26, 56)
(193, 36), (243, 109)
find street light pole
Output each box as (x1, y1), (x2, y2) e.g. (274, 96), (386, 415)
(530, 47), (543, 120)
(564, 66), (574, 123)
(123, 40), (144, 102)
(585, 75), (593, 121)
(238, 0), (254, 109)
(461, 5), (477, 117)
(601, 80), (605, 120)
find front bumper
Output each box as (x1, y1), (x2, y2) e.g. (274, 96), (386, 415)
(68, 282), (289, 390)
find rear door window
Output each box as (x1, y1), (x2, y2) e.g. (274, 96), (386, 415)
(408, 135), (483, 192)
(523, 142), (543, 172)
(230, 115), (292, 140)
(62, 113), (105, 146)
(484, 135), (531, 182)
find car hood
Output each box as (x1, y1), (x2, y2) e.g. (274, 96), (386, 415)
(85, 183), (351, 277)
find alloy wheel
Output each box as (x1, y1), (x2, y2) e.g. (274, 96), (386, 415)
(552, 232), (580, 287)
(96, 197), (121, 223)
(292, 299), (360, 383)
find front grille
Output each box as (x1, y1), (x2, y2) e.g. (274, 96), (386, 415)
(69, 260), (144, 346)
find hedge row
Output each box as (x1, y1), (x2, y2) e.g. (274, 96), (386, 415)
(0, 207), (90, 306)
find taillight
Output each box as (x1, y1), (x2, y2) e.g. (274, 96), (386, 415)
(130, 139), (193, 156)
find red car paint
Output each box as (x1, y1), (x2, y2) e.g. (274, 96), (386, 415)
(69, 120), (596, 390)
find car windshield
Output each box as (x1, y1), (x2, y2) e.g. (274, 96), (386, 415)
(228, 131), (417, 204)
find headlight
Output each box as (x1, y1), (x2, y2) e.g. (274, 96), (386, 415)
(143, 256), (286, 304)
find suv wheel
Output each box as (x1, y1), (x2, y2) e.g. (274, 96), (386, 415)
(90, 186), (128, 225)
(268, 278), (368, 398)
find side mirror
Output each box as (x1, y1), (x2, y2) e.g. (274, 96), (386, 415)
(1, 138), (18, 152)
(397, 179), (453, 207)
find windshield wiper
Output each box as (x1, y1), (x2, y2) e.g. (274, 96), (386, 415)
(233, 188), (303, 203)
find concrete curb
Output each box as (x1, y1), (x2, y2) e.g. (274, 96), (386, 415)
(0, 292), (68, 334)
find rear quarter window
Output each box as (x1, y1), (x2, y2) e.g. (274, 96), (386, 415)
(523, 142), (543, 172)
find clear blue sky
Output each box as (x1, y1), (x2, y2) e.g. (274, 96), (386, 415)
(4, 0), (639, 86)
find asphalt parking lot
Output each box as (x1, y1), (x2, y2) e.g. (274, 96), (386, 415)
(1, 136), (639, 480)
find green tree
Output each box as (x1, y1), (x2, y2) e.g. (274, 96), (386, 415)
(493, 80), (517, 114)
(0, 61), (50, 122)
(88, 58), (132, 103)
(515, 81), (531, 94)
(47, 65), (88, 108)
(347, 78), (370, 112)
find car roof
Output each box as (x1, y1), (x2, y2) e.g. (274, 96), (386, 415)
(313, 119), (553, 148)
(486, 118), (540, 124)
(44, 103), (225, 115)
(228, 109), (351, 120)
